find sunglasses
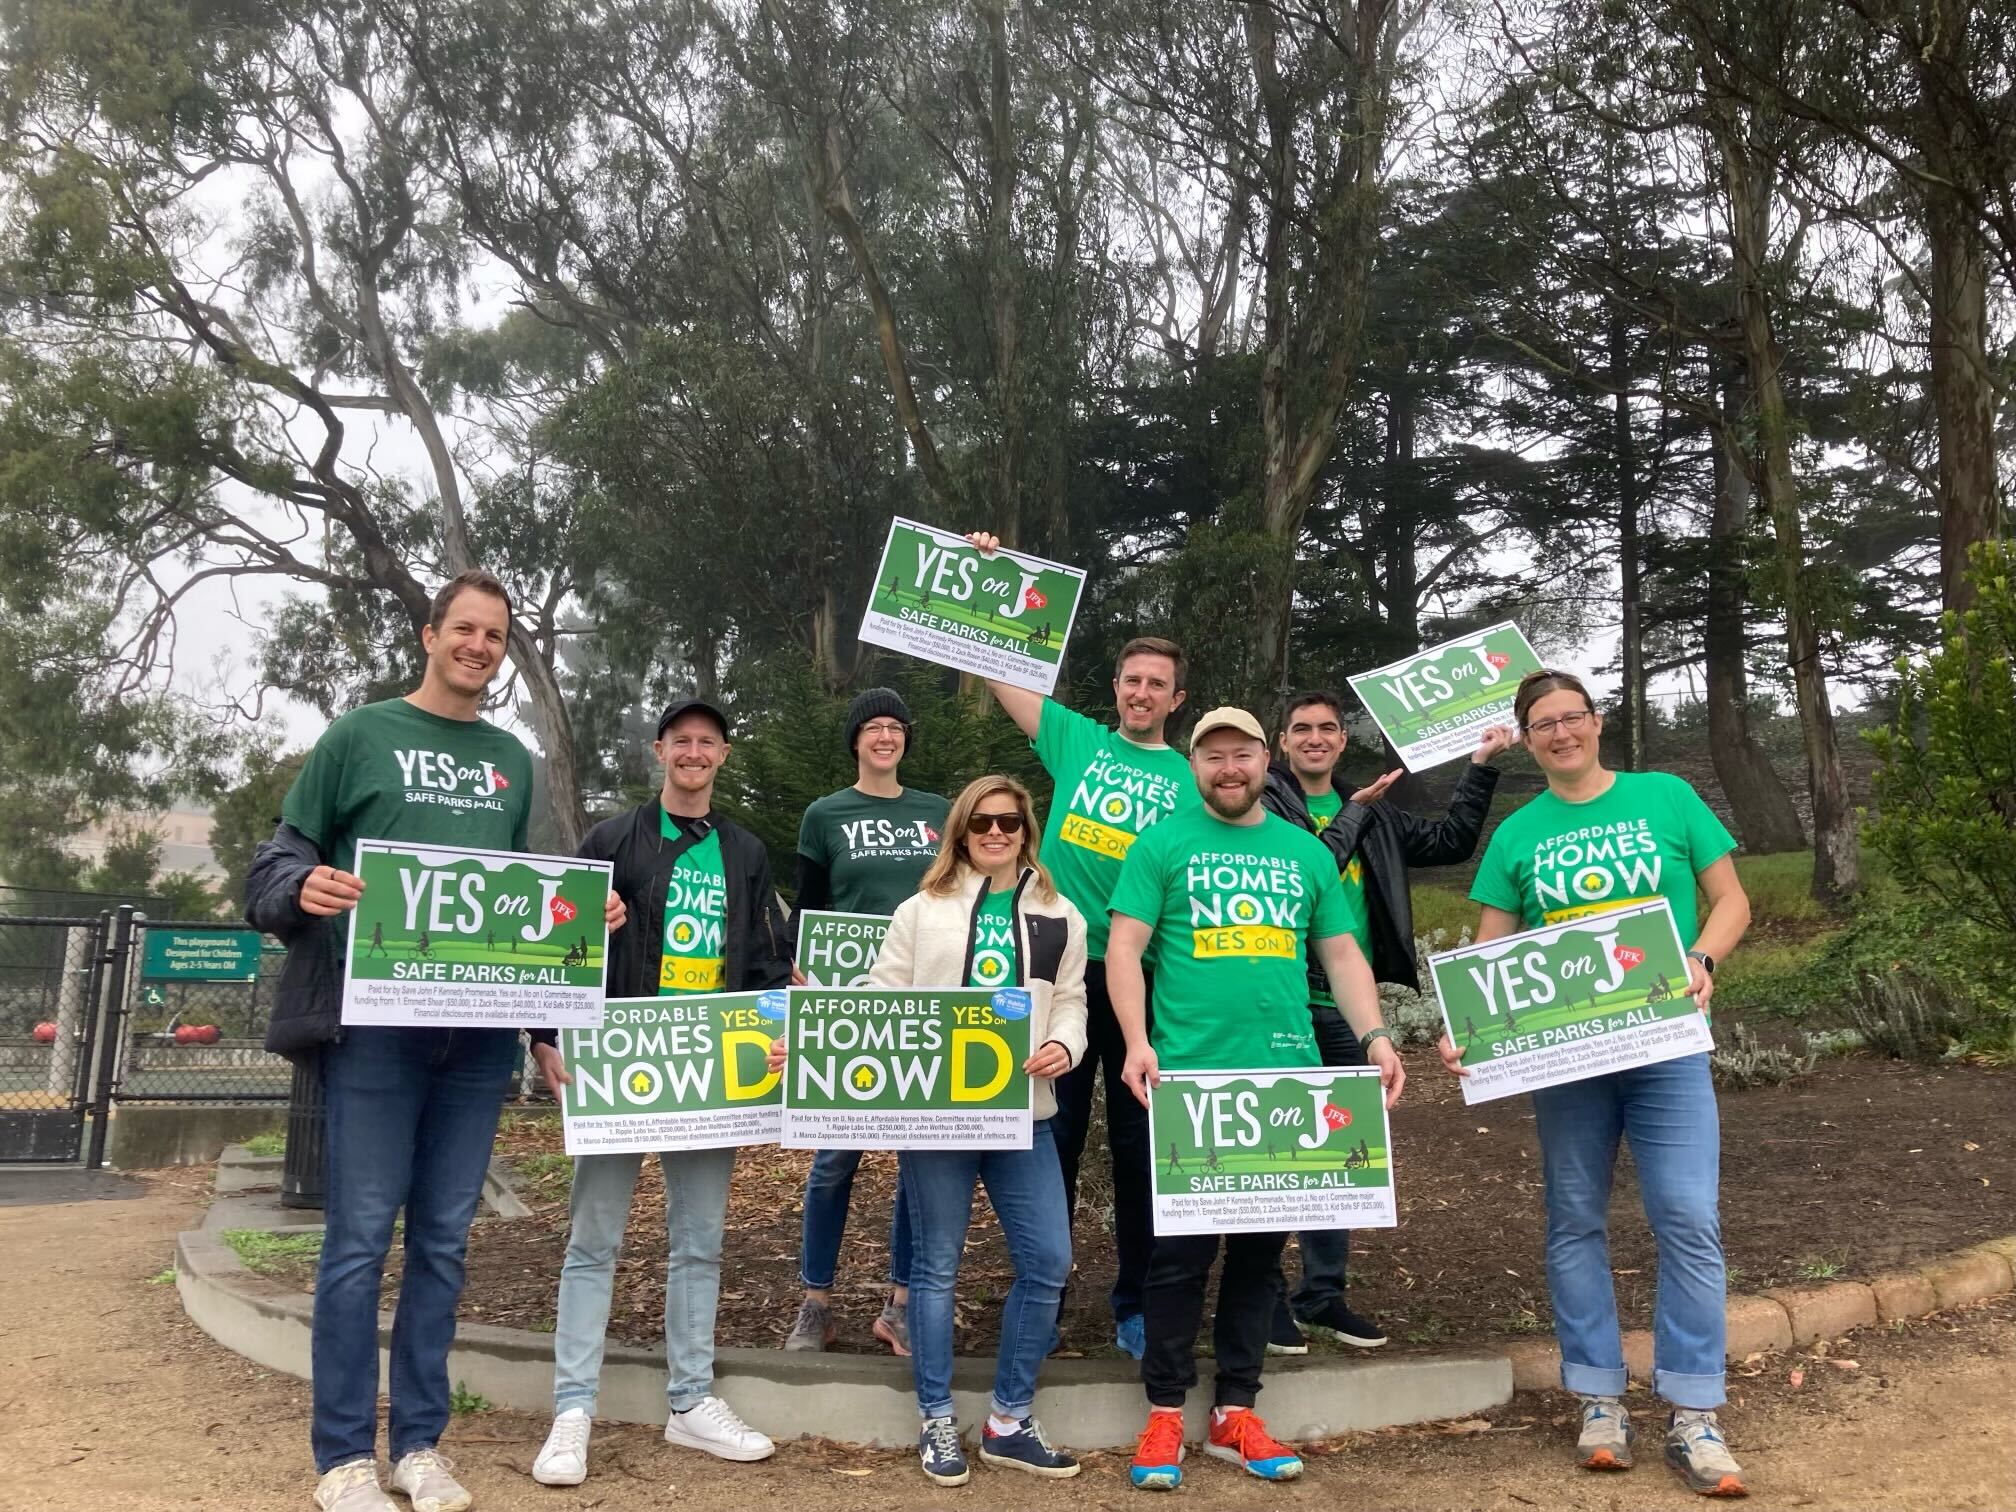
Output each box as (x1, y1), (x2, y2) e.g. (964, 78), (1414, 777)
(966, 811), (1027, 837)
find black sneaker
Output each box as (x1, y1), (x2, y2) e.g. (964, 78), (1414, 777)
(1297, 1300), (1388, 1348)
(919, 1415), (970, 1486)
(979, 1416), (1081, 1478)
(1266, 1294), (1308, 1355)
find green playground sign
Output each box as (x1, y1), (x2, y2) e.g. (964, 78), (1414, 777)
(1147, 1069), (1397, 1236)
(1347, 621), (1544, 770)
(780, 986), (1032, 1150)
(794, 910), (888, 987)
(558, 993), (785, 1154)
(856, 517), (1086, 695)
(142, 929), (262, 981)
(341, 839), (612, 1031)
(1427, 897), (1710, 1104)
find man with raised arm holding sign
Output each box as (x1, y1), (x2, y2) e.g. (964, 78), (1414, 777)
(245, 570), (625, 1512)
(962, 530), (1194, 1361)
(1259, 691), (1512, 1354)
(1104, 707), (1403, 1491)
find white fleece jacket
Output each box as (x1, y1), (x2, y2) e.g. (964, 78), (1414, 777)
(869, 866), (1089, 1121)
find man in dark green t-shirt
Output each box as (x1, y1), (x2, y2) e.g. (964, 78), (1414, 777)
(961, 528), (1194, 1360)
(1105, 706), (1403, 1488)
(244, 570), (622, 1512)
(784, 688), (949, 1358)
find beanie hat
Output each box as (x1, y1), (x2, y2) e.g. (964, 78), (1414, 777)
(845, 687), (913, 753)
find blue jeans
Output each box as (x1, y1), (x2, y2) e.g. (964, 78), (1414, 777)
(1533, 1052), (1726, 1408)
(900, 1119), (1070, 1420)
(553, 1147), (737, 1414)
(799, 1148), (913, 1290)
(312, 1027), (520, 1472)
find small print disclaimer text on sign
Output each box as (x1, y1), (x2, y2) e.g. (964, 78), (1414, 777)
(1147, 1069), (1397, 1237)
(1427, 897), (1711, 1105)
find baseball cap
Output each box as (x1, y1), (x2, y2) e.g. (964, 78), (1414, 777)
(656, 698), (731, 740)
(1189, 706), (1266, 744)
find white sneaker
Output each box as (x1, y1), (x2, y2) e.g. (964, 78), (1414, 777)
(532, 1408), (593, 1487)
(388, 1449), (472, 1512)
(662, 1396), (776, 1462)
(315, 1458), (398, 1512)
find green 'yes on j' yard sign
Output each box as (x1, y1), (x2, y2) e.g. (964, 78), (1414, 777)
(1429, 898), (1694, 1071)
(1347, 621), (1545, 770)
(346, 840), (610, 988)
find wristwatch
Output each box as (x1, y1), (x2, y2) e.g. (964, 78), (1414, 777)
(1687, 950), (1716, 975)
(1360, 1026), (1394, 1052)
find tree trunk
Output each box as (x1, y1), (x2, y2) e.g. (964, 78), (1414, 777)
(1706, 370), (1806, 853)
(1714, 119), (1859, 903)
(1925, 192), (2002, 613)
(510, 629), (587, 850)
(1611, 308), (1645, 772)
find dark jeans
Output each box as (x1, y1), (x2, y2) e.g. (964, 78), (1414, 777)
(1050, 958), (1155, 1321)
(798, 1148), (914, 1290)
(1287, 1004), (1365, 1315)
(1141, 1230), (1290, 1409)
(311, 1026), (520, 1472)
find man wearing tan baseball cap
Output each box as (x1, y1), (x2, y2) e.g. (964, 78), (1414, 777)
(1102, 706), (1404, 1490)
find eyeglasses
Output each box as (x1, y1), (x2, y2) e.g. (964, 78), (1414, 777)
(1524, 710), (1593, 738)
(858, 721), (908, 739)
(967, 811), (1026, 837)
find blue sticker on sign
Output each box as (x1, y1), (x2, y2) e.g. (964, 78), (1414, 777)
(756, 990), (789, 1021)
(991, 988), (1032, 1021)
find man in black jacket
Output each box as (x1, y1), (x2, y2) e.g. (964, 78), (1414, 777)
(1261, 689), (1513, 1351)
(244, 571), (626, 1512)
(523, 697), (792, 1487)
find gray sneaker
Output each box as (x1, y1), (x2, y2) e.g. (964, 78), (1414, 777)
(1576, 1394), (1635, 1471)
(1665, 1409), (1747, 1497)
(784, 1296), (836, 1352)
(873, 1296), (911, 1356)
(314, 1459), (397, 1512)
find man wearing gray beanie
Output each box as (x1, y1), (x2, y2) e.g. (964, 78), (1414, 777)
(783, 687), (951, 1356)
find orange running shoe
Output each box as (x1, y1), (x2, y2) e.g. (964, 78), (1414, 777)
(1130, 1408), (1187, 1490)
(1205, 1407), (1303, 1481)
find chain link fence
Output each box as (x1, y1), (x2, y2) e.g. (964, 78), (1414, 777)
(117, 920), (291, 1102)
(0, 915), (106, 1162)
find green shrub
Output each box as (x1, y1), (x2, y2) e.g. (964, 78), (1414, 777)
(1810, 895), (2013, 1061)
(1709, 1022), (1817, 1089)
(1866, 540), (2016, 956)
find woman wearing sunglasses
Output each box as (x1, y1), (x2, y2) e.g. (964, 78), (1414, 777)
(871, 774), (1089, 1486)
(1440, 669), (1752, 1498)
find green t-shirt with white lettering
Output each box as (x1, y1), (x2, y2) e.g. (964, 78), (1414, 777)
(1109, 805), (1350, 1070)
(967, 888), (1019, 989)
(797, 786), (950, 916)
(1303, 789), (1371, 1006)
(658, 813), (727, 995)
(1032, 701), (1196, 960)
(281, 698), (533, 874)
(1469, 771), (1736, 947)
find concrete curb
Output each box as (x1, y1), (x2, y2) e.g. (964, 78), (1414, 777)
(173, 1228), (1511, 1448)
(1489, 1232), (2016, 1393)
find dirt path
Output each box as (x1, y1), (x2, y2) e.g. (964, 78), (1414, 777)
(2, 1172), (2012, 1512)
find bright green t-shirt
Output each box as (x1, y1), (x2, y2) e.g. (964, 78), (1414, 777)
(967, 888), (1019, 989)
(658, 813), (727, 995)
(1032, 701), (1196, 959)
(1301, 789), (1371, 1006)
(1109, 805), (1350, 1071)
(797, 786), (950, 916)
(281, 698), (533, 873)
(1469, 771), (1736, 947)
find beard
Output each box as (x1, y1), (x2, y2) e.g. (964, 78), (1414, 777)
(1203, 777), (1262, 820)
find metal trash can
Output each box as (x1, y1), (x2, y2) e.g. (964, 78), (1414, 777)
(281, 1055), (327, 1209)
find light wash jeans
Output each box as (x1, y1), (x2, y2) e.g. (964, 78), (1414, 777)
(1532, 1052), (1726, 1408)
(899, 1119), (1071, 1421)
(552, 1147), (737, 1415)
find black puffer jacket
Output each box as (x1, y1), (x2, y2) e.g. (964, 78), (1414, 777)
(244, 823), (347, 1061)
(1261, 759), (1500, 991)
(527, 801), (790, 1048)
